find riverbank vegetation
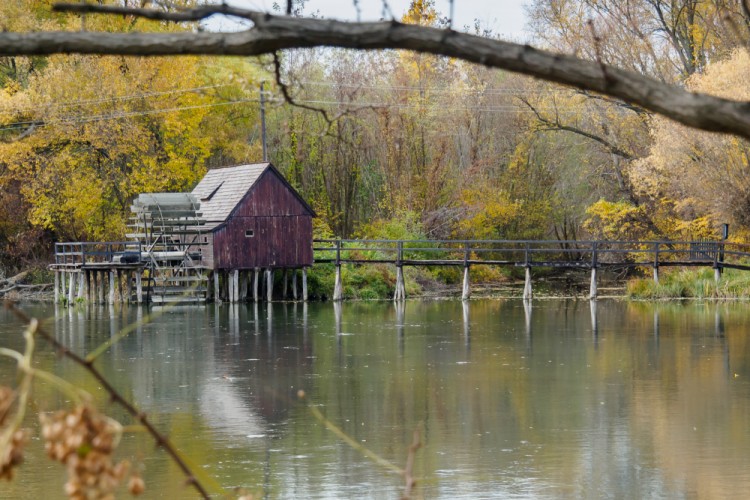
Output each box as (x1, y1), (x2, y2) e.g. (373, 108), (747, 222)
(2, 1), (750, 298)
(628, 268), (750, 300)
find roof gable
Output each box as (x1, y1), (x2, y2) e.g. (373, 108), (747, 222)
(191, 163), (315, 226)
(191, 163), (268, 224)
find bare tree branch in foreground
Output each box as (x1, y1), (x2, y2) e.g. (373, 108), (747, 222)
(0, 3), (747, 140)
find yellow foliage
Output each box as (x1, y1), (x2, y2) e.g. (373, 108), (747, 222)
(632, 49), (750, 239)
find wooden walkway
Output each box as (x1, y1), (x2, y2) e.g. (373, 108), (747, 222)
(313, 239), (750, 300)
(50, 238), (750, 304)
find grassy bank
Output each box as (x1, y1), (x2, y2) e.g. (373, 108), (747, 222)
(627, 267), (750, 299)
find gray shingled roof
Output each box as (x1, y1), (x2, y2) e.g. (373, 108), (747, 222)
(191, 163), (269, 227)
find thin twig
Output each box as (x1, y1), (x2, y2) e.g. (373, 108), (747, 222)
(587, 19), (614, 87)
(271, 52), (384, 134)
(54, 2), (257, 23)
(4, 301), (218, 499)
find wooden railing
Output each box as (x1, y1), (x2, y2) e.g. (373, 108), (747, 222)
(53, 241), (142, 268)
(313, 239), (750, 271)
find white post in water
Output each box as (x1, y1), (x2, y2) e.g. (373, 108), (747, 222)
(333, 265), (343, 301)
(266, 268), (273, 302)
(240, 271), (248, 301)
(108, 271), (115, 305)
(135, 272), (143, 304)
(291, 269), (298, 301)
(232, 269), (240, 303)
(653, 266), (659, 285)
(714, 267), (721, 284)
(213, 271), (220, 303)
(302, 268), (308, 302)
(461, 266), (471, 301)
(523, 267), (532, 300)
(394, 266), (406, 301)
(54, 271), (60, 304)
(253, 268), (260, 302)
(67, 272), (76, 305)
(77, 272), (85, 302)
(589, 267), (598, 300)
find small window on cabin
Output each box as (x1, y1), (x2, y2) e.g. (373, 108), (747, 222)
(204, 236), (208, 243)
(245, 230), (255, 238)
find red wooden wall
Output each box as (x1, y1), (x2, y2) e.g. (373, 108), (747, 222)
(212, 169), (314, 269)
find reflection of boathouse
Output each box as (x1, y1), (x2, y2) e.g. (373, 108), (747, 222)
(51, 163), (315, 304)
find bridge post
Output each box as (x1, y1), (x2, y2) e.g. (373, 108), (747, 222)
(334, 240), (344, 301)
(653, 243), (660, 285)
(523, 243), (532, 300)
(462, 242), (470, 301)
(462, 266), (471, 301)
(334, 265), (344, 301)
(292, 269), (298, 300)
(394, 266), (406, 301)
(589, 242), (598, 300)
(713, 244), (721, 283)
(54, 271), (60, 304)
(394, 242), (406, 301)
(523, 267), (532, 300)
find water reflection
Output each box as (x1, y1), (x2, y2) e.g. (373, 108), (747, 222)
(4, 300), (750, 498)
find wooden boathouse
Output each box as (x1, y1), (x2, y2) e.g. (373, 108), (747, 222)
(192, 162), (315, 302)
(51, 162), (315, 304)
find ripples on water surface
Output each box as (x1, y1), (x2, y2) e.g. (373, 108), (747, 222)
(1, 299), (750, 498)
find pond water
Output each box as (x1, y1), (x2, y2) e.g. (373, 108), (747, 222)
(1, 299), (750, 499)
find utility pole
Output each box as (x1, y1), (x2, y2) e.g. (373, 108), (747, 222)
(260, 81), (268, 162)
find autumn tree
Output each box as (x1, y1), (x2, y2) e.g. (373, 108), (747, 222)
(0, 1), (261, 249)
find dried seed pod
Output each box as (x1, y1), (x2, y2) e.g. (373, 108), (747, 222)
(40, 405), (130, 498)
(0, 429), (29, 480)
(128, 473), (145, 496)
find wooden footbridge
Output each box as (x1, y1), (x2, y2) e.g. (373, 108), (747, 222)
(50, 237), (750, 304)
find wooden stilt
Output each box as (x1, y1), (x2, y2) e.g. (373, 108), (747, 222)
(653, 265), (659, 285)
(302, 268), (308, 302)
(282, 269), (288, 299)
(253, 268), (260, 302)
(54, 271), (60, 304)
(86, 271), (92, 303)
(292, 269), (298, 301)
(461, 265), (470, 301)
(136, 272), (143, 304)
(333, 265), (343, 301)
(117, 270), (124, 303)
(589, 267), (598, 300)
(232, 269), (239, 303)
(67, 271), (75, 306)
(240, 271), (248, 301)
(61, 271), (67, 303)
(266, 268), (273, 302)
(77, 272), (85, 302)
(523, 267), (532, 301)
(213, 271), (220, 303)
(108, 271), (115, 305)
(714, 267), (721, 283)
(97, 271), (104, 304)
